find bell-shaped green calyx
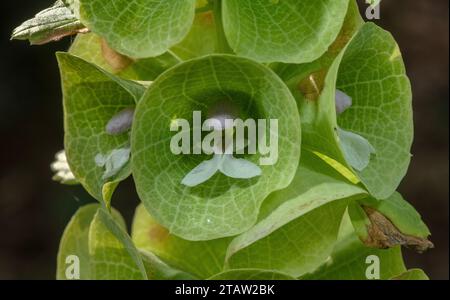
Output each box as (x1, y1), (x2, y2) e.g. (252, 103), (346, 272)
(293, 22), (413, 200)
(131, 54), (301, 241)
(57, 204), (191, 279)
(57, 52), (146, 206)
(56, 204), (147, 279)
(221, 0), (350, 63)
(78, 0), (197, 58)
(335, 23), (413, 199)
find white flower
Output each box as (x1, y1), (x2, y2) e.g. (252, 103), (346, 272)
(50, 150), (78, 185)
(335, 89), (353, 115)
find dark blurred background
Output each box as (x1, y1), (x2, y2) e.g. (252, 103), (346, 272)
(0, 0), (448, 279)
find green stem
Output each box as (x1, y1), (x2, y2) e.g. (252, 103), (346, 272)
(212, 0), (232, 54)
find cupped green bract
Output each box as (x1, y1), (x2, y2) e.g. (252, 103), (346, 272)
(224, 151), (367, 277)
(57, 204), (191, 280)
(336, 23), (413, 199)
(79, 0), (196, 58)
(292, 22), (413, 200)
(57, 52), (145, 205)
(131, 54), (301, 241)
(56, 204), (147, 279)
(222, 0), (350, 64)
(57, 204), (98, 279)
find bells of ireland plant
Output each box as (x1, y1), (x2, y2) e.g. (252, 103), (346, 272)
(12, 0), (433, 280)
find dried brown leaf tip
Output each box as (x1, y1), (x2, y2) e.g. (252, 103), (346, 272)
(11, 0), (88, 45)
(362, 206), (434, 253)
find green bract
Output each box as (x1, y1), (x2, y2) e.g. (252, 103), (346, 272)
(131, 54), (301, 240)
(222, 0), (350, 63)
(13, 0), (432, 280)
(336, 23), (413, 199)
(57, 204), (191, 279)
(57, 52), (146, 205)
(79, 0), (197, 58)
(285, 22), (413, 200)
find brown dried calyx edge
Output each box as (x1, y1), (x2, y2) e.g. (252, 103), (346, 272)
(100, 38), (134, 72)
(362, 206), (434, 253)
